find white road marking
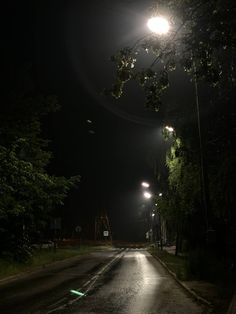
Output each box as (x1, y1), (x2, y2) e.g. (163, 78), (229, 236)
(46, 250), (125, 313)
(69, 250), (125, 305)
(47, 297), (67, 309)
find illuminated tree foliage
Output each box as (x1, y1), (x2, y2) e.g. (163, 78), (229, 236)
(109, 0), (235, 110)
(109, 0), (236, 260)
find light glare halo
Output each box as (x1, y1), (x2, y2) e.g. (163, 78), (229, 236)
(142, 182), (150, 188)
(144, 192), (152, 199)
(147, 16), (170, 35)
(165, 125), (174, 132)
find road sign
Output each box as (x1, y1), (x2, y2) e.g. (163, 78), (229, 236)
(75, 226), (82, 233)
(103, 231), (109, 237)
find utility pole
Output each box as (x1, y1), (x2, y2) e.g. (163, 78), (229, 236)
(193, 60), (209, 233)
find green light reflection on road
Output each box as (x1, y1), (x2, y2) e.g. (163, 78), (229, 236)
(70, 289), (86, 297)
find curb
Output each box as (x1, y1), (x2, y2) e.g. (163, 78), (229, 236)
(227, 291), (236, 314)
(152, 252), (212, 309)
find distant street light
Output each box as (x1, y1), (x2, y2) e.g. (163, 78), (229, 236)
(147, 16), (170, 35)
(165, 126), (174, 133)
(141, 182), (150, 188)
(144, 191), (152, 199)
(159, 193), (163, 197)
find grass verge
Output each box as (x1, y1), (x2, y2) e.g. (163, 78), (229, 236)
(0, 245), (110, 280)
(149, 247), (189, 280)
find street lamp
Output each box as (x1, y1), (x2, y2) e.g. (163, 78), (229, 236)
(147, 15), (209, 232)
(164, 126), (174, 133)
(142, 187), (152, 242)
(147, 16), (170, 35)
(141, 182), (150, 188)
(144, 191), (152, 199)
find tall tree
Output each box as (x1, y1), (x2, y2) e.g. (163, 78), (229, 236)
(0, 91), (79, 261)
(108, 0), (236, 258)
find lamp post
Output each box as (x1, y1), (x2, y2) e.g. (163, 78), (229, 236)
(192, 61), (209, 232)
(143, 191), (152, 242)
(141, 182), (154, 242)
(147, 16), (209, 233)
(154, 193), (164, 250)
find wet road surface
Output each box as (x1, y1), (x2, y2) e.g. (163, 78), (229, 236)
(0, 249), (208, 313)
(0, 249), (120, 314)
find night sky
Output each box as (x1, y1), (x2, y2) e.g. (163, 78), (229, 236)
(2, 0), (193, 241)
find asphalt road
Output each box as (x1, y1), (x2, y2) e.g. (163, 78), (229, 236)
(0, 249), (208, 314)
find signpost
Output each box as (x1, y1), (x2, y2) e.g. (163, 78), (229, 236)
(103, 231), (109, 237)
(75, 225), (82, 247)
(50, 217), (61, 252)
(75, 225), (82, 233)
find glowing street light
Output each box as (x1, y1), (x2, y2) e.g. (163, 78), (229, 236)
(144, 191), (152, 199)
(159, 193), (163, 197)
(165, 125), (174, 133)
(141, 182), (150, 188)
(147, 16), (170, 35)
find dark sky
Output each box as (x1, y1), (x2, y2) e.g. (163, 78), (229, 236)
(2, 0), (189, 241)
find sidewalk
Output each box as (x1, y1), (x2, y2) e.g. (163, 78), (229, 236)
(154, 246), (236, 313)
(154, 250), (212, 308)
(227, 292), (236, 314)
